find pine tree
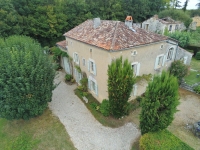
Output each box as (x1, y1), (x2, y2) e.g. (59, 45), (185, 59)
(140, 71), (179, 135)
(107, 56), (135, 118)
(0, 35), (55, 120)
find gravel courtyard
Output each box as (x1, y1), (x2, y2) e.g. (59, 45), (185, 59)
(49, 71), (140, 150)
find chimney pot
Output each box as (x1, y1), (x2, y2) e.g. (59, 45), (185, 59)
(125, 16), (133, 28)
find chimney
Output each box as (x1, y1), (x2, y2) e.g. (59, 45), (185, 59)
(125, 16), (133, 28)
(93, 18), (101, 29)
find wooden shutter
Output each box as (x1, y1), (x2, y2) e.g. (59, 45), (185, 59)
(93, 63), (97, 75)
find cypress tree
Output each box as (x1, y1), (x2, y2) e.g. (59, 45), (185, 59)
(0, 35), (55, 120)
(140, 71), (179, 135)
(107, 56), (135, 118)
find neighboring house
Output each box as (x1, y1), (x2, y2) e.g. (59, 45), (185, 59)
(142, 15), (186, 34)
(192, 16), (200, 27)
(57, 16), (192, 102)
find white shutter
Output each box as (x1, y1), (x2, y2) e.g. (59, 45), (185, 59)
(183, 56), (188, 64)
(154, 56), (159, 70)
(88, 79), (91, 90)
(95, 83), (98, 96)
(93, 63), (97, 75)
(88, 60), (90, 71)
(133, 84), (137, 96)
(162, 55), (166, 66)
(136, 63), (140, 76)
(77, 55), (80, 65)
(73, 53), (75, 62)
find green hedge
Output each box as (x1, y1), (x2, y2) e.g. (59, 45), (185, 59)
(140, 130), (193, 150)
(196, 52), (200, 60)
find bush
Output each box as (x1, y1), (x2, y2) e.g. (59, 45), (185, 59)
(194, 85), (200, 94)
(0, 35), (55, 120)
(139, 130), (193, 150)
(65, 74), (72, 81)
(195, 52), (200, 60)
(140, 71), (179, 135)
(80, 77), (88, 92)
(100, 99), (110, 117)
(169, 60), (188, 84)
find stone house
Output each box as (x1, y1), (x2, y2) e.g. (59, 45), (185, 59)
(57, 16), (192, 102)
(142, 15), (186, 34)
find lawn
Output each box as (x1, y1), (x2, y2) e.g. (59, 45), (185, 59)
(184, 70), (200, 85)
(190, 58), (200, 71)
(0, 109), (75, 150)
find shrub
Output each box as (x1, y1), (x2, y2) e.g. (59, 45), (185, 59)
(169, 60), (188, 84)
(100, 99), (110, 117)
(0, 35), (55, 120)
(194, 85), (200, 94)
(80, 77), (88, 92)
(108, 56), (135, 118)
(140, 71), (179, 135)
(65, 74), (72, 81)
(139, 130), (193, 150)
(195, 52), (200, 60)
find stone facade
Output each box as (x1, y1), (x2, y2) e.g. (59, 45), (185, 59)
(57, 17), (192, 102)
(142, 15), (186, 34)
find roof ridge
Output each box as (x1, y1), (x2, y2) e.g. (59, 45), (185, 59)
(110, 21), (119, 50)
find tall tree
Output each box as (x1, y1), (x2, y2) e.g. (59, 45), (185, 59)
(107, 56), (135, 118)
(196, 0), (200, 9)
(140, 71), (179, 135)
(182, 0), (189, 12)
(0, 35), (55, 120)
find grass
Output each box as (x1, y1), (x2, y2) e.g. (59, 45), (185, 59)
(184, 70), (200, 85)
(0, 109), (75, 150)
(74, 89), (140, 128)
(190, 58), (200, 71)
(140, 129), (194, 150)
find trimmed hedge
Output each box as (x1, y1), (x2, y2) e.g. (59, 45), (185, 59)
(196, 52), (200, 60)
(140, 130), (193, 150)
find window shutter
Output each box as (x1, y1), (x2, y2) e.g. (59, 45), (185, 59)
(162, 55), (166, 66)
(93, 63), (97, 75)
(95, 83), (98, 96)
(88, 79), (91, 90)
(73, 68), (76, 82)
(183, 56), (188, 64)
(154, 56), (159, 70)
(73, 53), (75, 62)
(136, 63), (140, 76)
(88, 60), (90, 71)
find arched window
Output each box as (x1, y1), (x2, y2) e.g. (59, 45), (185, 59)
(167, 47), (174, 60)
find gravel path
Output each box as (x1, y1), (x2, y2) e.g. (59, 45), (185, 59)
(49, 71), (140, 150)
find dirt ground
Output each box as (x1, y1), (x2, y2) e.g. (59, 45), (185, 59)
(126, 88), (200, 150)
(168, 88), (200, 150)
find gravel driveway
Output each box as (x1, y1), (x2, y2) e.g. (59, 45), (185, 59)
(49, 71), (140, 150)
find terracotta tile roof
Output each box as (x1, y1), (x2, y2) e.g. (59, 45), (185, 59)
(56, 40), (67, 49)
(64, 19), (168, 51)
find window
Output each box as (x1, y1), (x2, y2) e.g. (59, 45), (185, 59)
(175, 25), (179, 30)
(88, 59), (96, 75)
(74, 68), (82, 84)
(131, 62), (140, 76)
(154, 54), (165, 70)
(160, 45), (164, 49)
(145, 24), (149, 30)
(169, 25), (172, 31)
(88, 76), (98, 96)
(167, 48), (174, 60)
(73, 52), (79, 65)
(132, 84), (137, 96)
(82, 58), (86, 66)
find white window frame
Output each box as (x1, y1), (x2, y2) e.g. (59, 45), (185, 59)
(154, 54), (165, 70)
(167, 47), (174, 60)
(73, 52), (79, 65)
(88, 76), (98, 96)
(131, 62), (140, 76)
(88, 59), (97, 75)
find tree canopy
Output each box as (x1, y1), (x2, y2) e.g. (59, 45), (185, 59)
(0, 35), (55, 120)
